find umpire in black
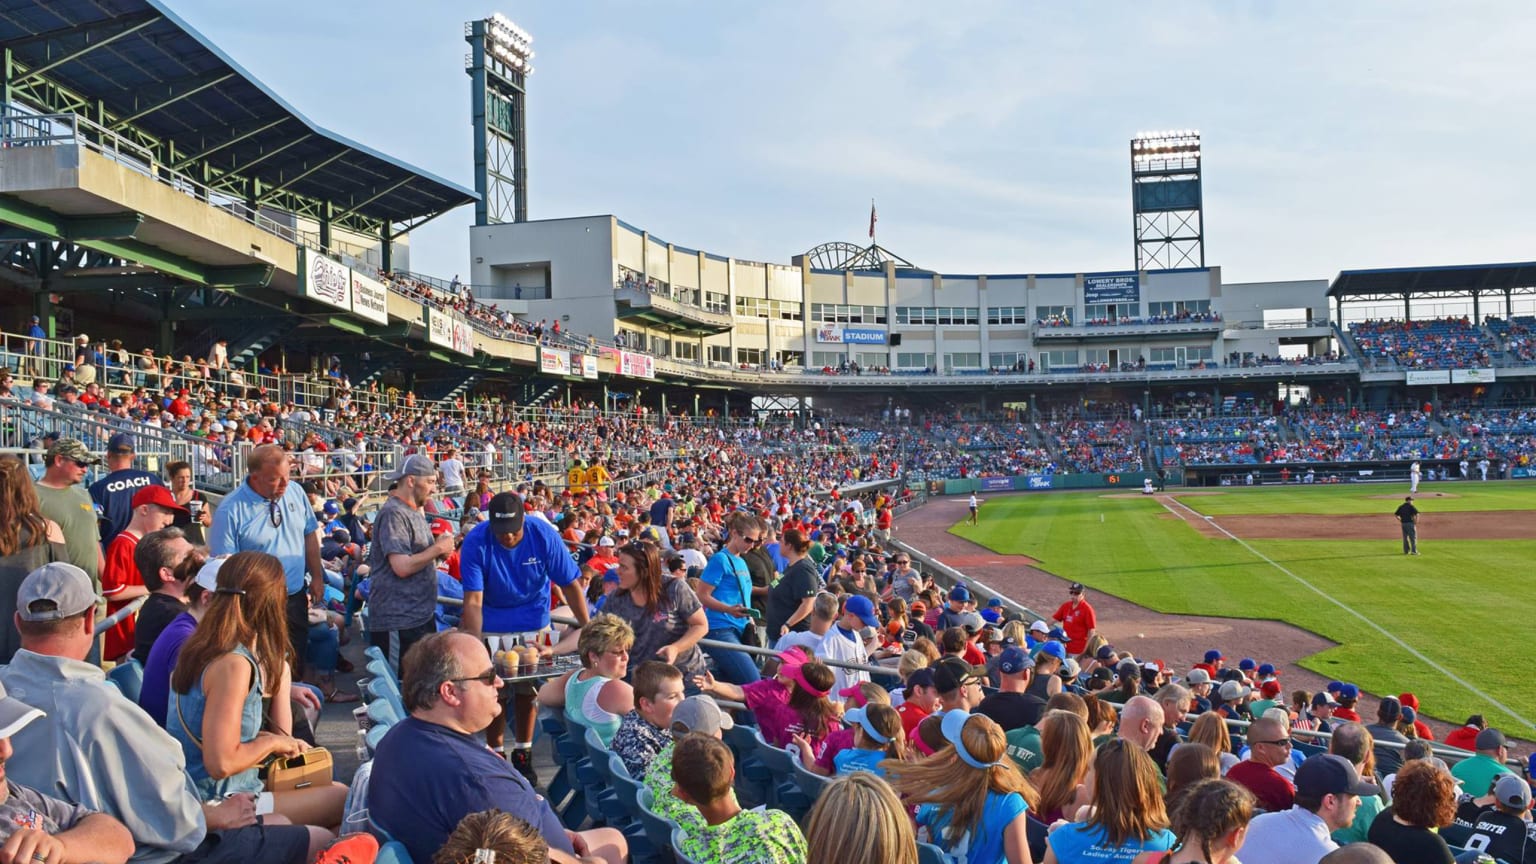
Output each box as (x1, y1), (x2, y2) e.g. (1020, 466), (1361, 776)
(1394, 495), (1419, 555)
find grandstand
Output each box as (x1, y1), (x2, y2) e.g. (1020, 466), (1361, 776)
(5, 4), (1536, 864)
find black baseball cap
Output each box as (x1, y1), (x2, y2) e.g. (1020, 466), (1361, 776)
(932, 657), (987, 695)
(1294, 754), (1379, 798)
(487, 492), (526, 535)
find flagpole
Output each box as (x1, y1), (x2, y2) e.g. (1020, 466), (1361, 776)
(869, 198), (877, 246)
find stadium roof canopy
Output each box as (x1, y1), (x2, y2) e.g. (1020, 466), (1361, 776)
(0, 0), (477, 229)
(1328, 262), (1536, 300)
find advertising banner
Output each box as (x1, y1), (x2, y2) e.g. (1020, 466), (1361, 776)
(1404, 370), (1451, 386)
(1450, 368), (1496, 384)
(451, 319), (475, 357)
(427, 308), (455, 350)
(815, 326), (888, 345)
(300, 248), (352, 311)
(349, 271), (389, 324)
(618, 351), (655, 379)
(979, 477), (1013, 492)
(539, 348), (571, 376)
(1026, 475), (1054, 490)
(1084, 273), (1140, 304)
(580, 354), (599, 380)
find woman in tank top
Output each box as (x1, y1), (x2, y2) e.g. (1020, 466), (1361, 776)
(537, 613), (634, 746)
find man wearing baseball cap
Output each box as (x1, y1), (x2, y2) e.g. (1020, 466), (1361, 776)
(99, 486), (188, 662)
(33, 440), (105, 617)
(364, 454), (454, 677)
(975, 646), (1042, 732)
(1461, 774), (1534, 864)
(1240, 753), (1380, 864)
(0, 562), (313, 864)
(636, 695), (737, 829)
(1452, 728), (1516, 797)
(1293, 690), (1339, 738)
(1051, 582), (1097, 656)
(814, 594), (877, 699)
(89, 432), (165, 547)
(1184, 668), (1214, 713)
(931, 656), (988, 713)
(458, 491), (587, 783)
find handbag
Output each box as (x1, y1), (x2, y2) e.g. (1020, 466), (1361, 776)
(175, 655), (334, 793)
(260, 748), (334, 792)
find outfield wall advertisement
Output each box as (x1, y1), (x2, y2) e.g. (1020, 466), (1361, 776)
(1405, 370), (1450, 386)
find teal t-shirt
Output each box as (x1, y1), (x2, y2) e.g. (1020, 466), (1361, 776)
(1045, 821), (1176, 864)
(917, 791), (1029, 864)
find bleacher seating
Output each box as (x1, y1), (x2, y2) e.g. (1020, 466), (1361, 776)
(1350, 318), (1494, 369)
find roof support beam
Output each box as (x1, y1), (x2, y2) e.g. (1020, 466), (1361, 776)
(220, 134), (314, 177)
(9, 16), (160, 87)
(171, 117), (290, 169)
(329, 176), (416, 221)
(256, 150), (350, 203)
(110, 72), (237, 130)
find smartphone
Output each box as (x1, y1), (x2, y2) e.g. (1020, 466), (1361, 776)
(255, 792), (275, 816)
(746, 608), (762, 621)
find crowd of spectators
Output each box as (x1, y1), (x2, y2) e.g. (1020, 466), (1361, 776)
(1350, 318), (1495, 369)
(1051, 419), (1145, 473)
(1485, 316), (1536, 363)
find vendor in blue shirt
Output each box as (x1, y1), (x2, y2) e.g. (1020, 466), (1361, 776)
(458, 492), (588, 785)
(695, 510), (763, 686)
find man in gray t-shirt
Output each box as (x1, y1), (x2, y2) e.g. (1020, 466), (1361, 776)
(367, 455), (454, 673)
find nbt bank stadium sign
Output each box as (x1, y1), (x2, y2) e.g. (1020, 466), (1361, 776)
(815, 327), (887, 345)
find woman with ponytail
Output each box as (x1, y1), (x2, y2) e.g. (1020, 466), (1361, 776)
(169, 550), (347, 835)
(888, 710), (1039, 864)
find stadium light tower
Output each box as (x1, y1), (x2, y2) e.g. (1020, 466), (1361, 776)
(466, 13), (533, 225)
(1130, 130), (1204, 271)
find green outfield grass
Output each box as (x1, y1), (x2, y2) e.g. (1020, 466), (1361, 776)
(1164, 481), (1536, 516)
(949, 484), (1536, 736)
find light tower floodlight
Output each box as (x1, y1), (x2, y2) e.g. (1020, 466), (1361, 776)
(466, 13), (534, 225)
(1130, 130), (1204, 271)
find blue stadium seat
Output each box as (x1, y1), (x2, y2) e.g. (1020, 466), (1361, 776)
(786, 747), (831, 806)
(374, 840), (414, 864)
(635, 788), (681, 864)
(751, 728), (810, 818)
(106, 659), (143, 704)
(917, 842), (947, 864)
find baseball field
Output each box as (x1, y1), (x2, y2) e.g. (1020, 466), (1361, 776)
(948, 481), (1536, 736)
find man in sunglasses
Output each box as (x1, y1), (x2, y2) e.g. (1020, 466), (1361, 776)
(209, 444), (327, 681)
(1227, 716), (1298, 813)
(32, 440), (106, 646)
(369, 630), (626, 864)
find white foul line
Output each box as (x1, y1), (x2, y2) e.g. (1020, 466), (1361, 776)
(1161, 494), (1536, 734)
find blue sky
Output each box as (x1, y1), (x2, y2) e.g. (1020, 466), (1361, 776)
(185, 1), (1536, 285)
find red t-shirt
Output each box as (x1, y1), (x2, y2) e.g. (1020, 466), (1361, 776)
(1444, 726), (1480, 751)
(101, 531), (142, 661)
(1226, 760), (1295, 813)
(897, 701), (930, 737)
(1333, 707), (1361, 723)
(1053, 599), (1097, 654)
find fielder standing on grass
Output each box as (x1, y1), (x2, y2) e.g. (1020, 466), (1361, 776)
(967, 492), (980, 525)
(1394, 496), (1419, 555)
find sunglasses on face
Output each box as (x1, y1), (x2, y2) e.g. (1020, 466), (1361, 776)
(451, 668), (500, 687)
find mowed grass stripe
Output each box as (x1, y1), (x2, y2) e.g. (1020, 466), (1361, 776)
(951, 490), (1536, 735)
(1170, 481), (1536, 516)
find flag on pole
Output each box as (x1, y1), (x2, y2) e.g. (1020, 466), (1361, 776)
(868, 199), (877, 239)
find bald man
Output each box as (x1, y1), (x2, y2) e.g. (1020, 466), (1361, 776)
(1227, 717), (1297, 812)
(209, 443), (327, 675)
(1117, 694), (1165, 752)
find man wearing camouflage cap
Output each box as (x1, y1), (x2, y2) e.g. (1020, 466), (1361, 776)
(34, 439), (104, 593)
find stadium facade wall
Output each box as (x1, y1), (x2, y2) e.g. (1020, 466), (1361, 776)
(470, 216), (1335, 374)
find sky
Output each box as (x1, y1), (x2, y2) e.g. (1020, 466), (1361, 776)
(183, 1), (1536, 286)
